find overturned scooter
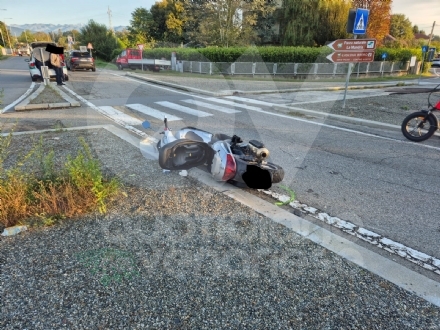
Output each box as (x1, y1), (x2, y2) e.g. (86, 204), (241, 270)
(155, 118), (284, 189)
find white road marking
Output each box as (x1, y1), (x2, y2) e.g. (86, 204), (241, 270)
(113, 72), (440, 151)
(1, 82), (36, 113)
(98, 106), (143, 125)
(156, 101), (213, 117)
(204, 97), (262, 111)
(126, 103), (182, 121)
(61, 86), (148, 138)
(181, 99), (241, 113)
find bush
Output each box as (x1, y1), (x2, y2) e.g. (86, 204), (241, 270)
(142, 46), (416, 64)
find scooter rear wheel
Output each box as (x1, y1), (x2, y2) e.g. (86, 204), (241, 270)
(401, 112), (437, 142)
(260, 162), (284, 184)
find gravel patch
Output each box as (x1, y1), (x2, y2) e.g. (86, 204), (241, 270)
(292, 92), (435, 126)
(28, 84), (66, 104)
(1, 128), (439, 329)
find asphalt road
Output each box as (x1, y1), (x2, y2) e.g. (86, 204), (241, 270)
(0, 56), (33, 107)
(2, 57), (440, 282)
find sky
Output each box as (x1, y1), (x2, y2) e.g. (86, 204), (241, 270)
(1, 0), (439, 34)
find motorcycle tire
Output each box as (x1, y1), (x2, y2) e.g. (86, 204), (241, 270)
(260, 162), (284, 184)
(401, 112), (437, 142)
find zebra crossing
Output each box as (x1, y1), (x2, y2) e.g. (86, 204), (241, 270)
(100, 96), (271, 127)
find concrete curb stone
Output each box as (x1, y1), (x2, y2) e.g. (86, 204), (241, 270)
(15, 83), (81, 111)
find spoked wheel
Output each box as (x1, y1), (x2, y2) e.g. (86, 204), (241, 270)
(401, 112), (437, 142)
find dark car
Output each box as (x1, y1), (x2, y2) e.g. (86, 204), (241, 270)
(66, 50), (96, 71)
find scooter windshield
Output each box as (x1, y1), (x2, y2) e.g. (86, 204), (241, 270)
(158, 139), (214, 171)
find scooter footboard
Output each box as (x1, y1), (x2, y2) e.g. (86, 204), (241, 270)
(158, 139), (214, 171)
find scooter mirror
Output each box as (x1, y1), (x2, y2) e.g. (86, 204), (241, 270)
(142, 121), (151, 129)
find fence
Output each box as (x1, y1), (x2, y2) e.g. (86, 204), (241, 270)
(178, 60), (413, 78)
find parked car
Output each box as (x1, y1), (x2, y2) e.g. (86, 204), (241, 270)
(25, 42), (68, 82)
(65, 50), (96, 71)
(432, 58), (440, 68)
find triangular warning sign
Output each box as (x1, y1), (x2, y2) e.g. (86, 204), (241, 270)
(356, 15), (365, 31)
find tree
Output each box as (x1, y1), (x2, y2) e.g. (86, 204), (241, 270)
(315, 0), (351, 46)
(389, 14), (414, 42)
(280, 0), (321, 46)
(127, 7), (156, 48)
(351, 0), (392, 46)
(150, 0), (186, 45)
(17, 30), (35, 44)
(0, 21), (7, 48)
(79, 20), (119, 61)
(186, 0), (276, 47)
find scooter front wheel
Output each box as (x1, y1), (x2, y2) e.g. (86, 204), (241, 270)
(401, 112), (437, 142)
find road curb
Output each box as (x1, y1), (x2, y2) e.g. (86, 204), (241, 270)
(14, 83), (81, 111)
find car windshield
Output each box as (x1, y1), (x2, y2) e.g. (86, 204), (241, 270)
(71, 52), (90, 57)
(2, 1), (440, 328)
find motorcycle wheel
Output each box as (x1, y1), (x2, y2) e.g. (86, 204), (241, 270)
(260, 162), (284, 184)
(401, 112), (437, 142)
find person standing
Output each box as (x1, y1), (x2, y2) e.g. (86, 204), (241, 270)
(50, 52), (65, 86)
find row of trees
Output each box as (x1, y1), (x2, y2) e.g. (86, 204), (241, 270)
(2, 0), (439, 62)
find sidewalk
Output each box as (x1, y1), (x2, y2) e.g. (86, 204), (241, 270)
(0, 122), (439, 329)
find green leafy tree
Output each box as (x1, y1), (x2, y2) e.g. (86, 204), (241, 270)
(280, 0), (321, 46)
(315, 0), (351, 46)
(79, 20), (119, 61)
(16, 30), (34, 44)
(186, 0), (275, 47)
(389, 14), (414, 42)
(0, 21), (13, 48)
(149, 0), (186, 45)
(127, 7), (156, 48)
(253, 0), (279, 45)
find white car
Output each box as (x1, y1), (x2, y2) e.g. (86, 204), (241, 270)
(25, 42), (68, 82)
(432, 58), (440, 68)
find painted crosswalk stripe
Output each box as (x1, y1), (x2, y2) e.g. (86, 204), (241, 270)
(225, 96), (276, 107)
(156, 101), (213, 117)
(203, 98), (262, 111)
(98, 106), (143, 125)
(181, 99), (241, 114)
(126, 103), (182, 121)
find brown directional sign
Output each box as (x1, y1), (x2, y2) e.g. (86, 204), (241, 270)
(327, 39), (376, 51)
(326, 50), (375, 63)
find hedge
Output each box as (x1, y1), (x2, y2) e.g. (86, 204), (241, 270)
(142, 46), (422, 63)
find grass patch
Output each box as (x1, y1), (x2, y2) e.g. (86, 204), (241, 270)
(0, 130), (120, 228)
(95, 59), (118, 70)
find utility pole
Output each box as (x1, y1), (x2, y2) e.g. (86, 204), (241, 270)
(426, 21), (436, 50)
(107, 6), (114, 34)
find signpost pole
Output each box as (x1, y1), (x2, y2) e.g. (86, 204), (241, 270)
(342, 35), (357, 109)
(418, 46), (428, 85)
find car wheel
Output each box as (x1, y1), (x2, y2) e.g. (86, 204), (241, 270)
(92, 68), (96, 72)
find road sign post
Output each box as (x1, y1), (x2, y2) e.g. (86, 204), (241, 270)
(419, 46), (429, 84)
(336, 8), (372, 108)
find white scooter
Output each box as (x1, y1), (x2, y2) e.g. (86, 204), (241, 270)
(154, 118), (284, 189)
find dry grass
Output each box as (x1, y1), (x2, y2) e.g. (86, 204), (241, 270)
(0, 130), (120, 228)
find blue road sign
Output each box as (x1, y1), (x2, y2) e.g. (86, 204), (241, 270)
(353, 8), (370, 34)
(422, 45), (428, 53)
(382, 53), (387, 59)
